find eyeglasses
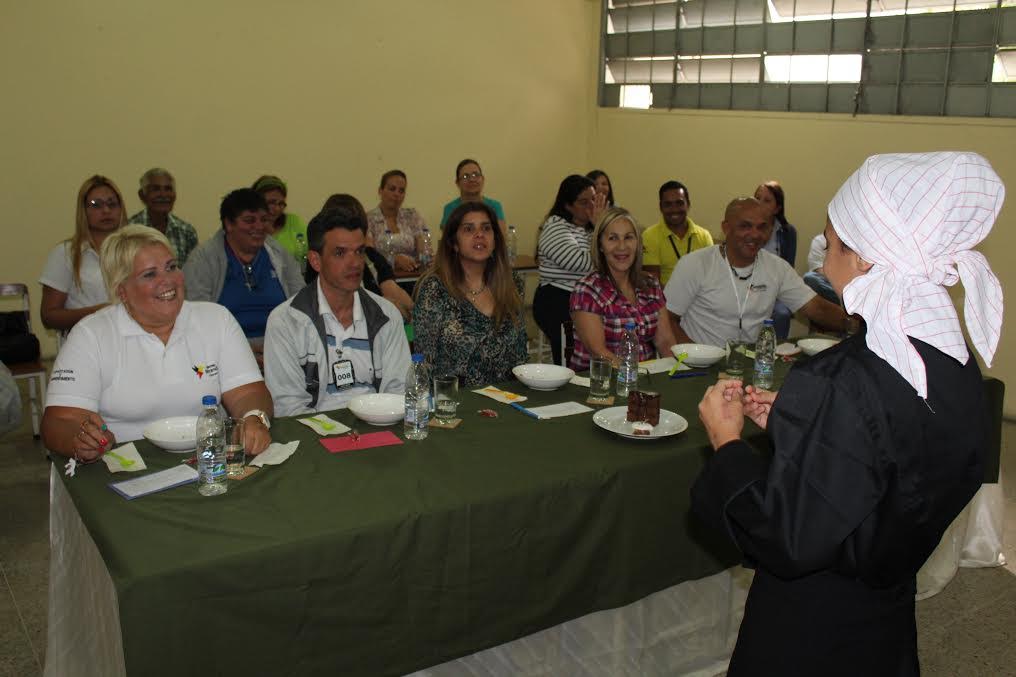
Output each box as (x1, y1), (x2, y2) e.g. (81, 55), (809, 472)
(242, 264), (257, 291)
(266, 199), (287, 209)
(458, 171), (483, 182)
(86, 198), (121, 210)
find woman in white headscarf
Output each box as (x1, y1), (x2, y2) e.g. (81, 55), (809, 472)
(693, 152), (1003, 676)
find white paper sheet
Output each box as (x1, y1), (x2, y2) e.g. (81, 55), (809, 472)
(524, 402), (594, 418)
(108, 465), (198, 499)
(641, 357), (690, 374)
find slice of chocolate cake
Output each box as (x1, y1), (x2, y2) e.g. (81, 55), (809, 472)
(641, 391), (661, 426)
(626, 391), (646, 423)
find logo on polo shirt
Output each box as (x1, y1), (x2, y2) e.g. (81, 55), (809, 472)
(192, 363), (220, 379)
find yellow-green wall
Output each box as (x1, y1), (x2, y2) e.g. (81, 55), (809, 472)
(1, 0), (600, 355)
(4, 1), (1013, 414)
(592, 108), (1016, 415)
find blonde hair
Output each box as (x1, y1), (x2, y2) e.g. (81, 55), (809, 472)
(590, 207), (648, 289)
(72, 175), (128, 287)
(416, 201), (522, 327)
(99, 224), (173, 300)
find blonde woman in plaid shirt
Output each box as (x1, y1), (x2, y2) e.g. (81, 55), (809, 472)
(569, 207), (677, 371)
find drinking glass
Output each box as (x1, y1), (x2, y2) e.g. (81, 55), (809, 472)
(224, 417), (245, 478)
(725, 339), (749, 377)
(433, 375), (460, 423)
(589, 357), (612, 400)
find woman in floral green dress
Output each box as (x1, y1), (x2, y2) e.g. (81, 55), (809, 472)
(413, 202), (527, 386)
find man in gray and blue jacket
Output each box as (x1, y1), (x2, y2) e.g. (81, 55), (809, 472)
(263, 207), (410, 417)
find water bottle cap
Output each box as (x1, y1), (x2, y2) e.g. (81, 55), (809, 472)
(763, 319), (774, 326)
(624, 321), (635, 330)
(202, 395), (217, 406)
(411, 353), (424, 363)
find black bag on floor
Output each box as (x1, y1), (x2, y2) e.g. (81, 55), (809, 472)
(0, 311), (40, 363)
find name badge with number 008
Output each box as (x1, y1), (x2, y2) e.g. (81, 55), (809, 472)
(333, 359), (355, 389)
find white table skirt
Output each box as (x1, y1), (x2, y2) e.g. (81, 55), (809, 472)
(45, 466), (1005, 676)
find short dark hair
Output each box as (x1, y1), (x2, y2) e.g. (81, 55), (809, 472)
(307, 207), (366, 254)
(219, 188), (267, 227)
(455, 158), (481, 180)
(658, 180), (691, 204)
(320, 194), (368, 228)
(379, 169), (407, 191)
(547, 174), (595, 223)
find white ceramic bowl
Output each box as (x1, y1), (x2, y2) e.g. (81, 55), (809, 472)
(143, 416), (198, 452)
(798, 338), (840, 356)
(512, 363), (575, 391)
(348, 393), (405, 426)
(671, 343), (725, 368)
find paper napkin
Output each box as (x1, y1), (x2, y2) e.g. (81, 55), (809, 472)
(250, 440), (300, 467)
(297, 414), (350, 436)
(102, 442), (147, 473)
(473, 385), (527, 404)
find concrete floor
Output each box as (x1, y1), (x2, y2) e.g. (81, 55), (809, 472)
(1, 380), (1014, 676)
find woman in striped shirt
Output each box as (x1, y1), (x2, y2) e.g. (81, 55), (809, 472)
(533, 175), (598, 366)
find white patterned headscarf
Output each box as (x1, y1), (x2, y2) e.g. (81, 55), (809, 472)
(827, 152), (1004, 398)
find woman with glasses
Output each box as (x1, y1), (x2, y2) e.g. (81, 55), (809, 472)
(252, 174), (309, 265)
(366, 169), (429, 273)
(440, 159), (506, 230)
(414, 202), (526, 387)
(40, 175), (128, 332)
(533, 174), (597, 366)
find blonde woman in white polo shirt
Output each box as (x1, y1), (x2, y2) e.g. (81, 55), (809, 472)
(39, 175), (127, 333)
(42, 225), (275, 463)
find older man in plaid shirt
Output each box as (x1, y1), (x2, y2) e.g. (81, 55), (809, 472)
(128, 168), (199, 264)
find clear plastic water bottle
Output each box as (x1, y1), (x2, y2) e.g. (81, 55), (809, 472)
(196, 395), (227, 496)
(295, 232), (309, 275)
(381, 229), (395, 267)
(403, 353), (430, 440)
(616, 321), (639, 397)
(753, 319), (776, 390)
(507, 224), (518, 265)
(418, 227), (433, 268)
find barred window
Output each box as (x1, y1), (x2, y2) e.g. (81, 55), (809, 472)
(600, 0), (1016, 116)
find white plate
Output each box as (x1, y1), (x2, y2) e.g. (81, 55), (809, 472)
(671, 343), (725, 368)
(348, 393), (405, 426)
(775, 342), (801, 357)
(798, 338), (840, 356)
(143, 416), (198, 452)
(512, 363), (575, 391)
(593, 406), (689, 440)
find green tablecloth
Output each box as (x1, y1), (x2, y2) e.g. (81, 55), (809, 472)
(57, 366), (747, 676)
(53, 353), (1004, 677)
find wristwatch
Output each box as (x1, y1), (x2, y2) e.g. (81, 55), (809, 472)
(242, 409), (271, 430)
